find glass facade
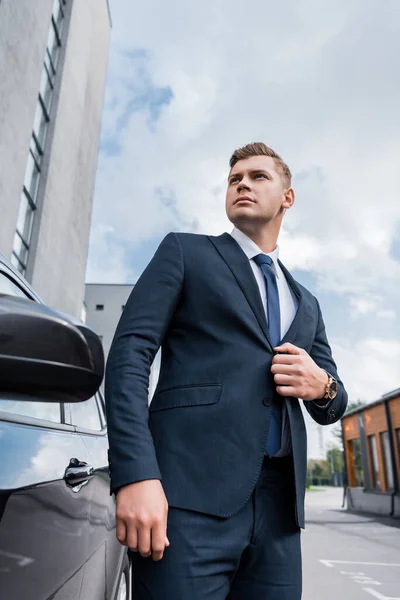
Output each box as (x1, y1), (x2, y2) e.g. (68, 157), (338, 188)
(381, 431), (394, 489)
(368, 435), (381, 490)
(351, 438), (364, 487)
(11, 0), (67, 276)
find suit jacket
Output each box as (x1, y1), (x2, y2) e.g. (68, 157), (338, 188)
(105, 232), (348, 528)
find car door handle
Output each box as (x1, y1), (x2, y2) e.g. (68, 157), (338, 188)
(64, 458), (94, 487)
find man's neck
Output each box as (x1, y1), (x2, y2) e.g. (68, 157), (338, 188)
(234, 225), (279, 254)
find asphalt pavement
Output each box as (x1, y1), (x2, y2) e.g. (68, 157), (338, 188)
(302, 487), (400, 600)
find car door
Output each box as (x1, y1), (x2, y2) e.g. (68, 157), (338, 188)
(67, 393), (127, 600)
(0, 270), (94, 600)
(0, 397), (95, 599)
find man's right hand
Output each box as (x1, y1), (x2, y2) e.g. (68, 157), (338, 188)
(115, 479), (170, 561)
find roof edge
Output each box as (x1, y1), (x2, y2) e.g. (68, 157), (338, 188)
(343, 387), (400, 418)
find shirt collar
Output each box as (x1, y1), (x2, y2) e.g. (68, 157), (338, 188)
(230, 227), (280, 278)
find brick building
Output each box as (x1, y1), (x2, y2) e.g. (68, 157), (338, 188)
(342, 388), (400, 517)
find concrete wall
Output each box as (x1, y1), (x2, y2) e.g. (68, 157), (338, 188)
(347, 487), (400, 518)
(85, 284), (135, 360)
(0, 0), (53, 257)
(29, 0), (111, 317)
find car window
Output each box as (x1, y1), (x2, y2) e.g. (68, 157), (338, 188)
(70, 396), (102, 431)
(0, 398), (61, 423)
(0, 272), (30, 299)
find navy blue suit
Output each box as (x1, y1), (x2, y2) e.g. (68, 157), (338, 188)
(105, 232), (348, 599)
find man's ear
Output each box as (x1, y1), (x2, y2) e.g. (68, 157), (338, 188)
(283, 187), (295, 209)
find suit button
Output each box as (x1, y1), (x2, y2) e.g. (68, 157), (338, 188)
(263, 397), (272, 407)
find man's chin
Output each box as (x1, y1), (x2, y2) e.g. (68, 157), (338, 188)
(228, 214), (263, 229)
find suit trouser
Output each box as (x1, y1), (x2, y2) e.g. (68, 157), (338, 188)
(132, 455), (302, 600)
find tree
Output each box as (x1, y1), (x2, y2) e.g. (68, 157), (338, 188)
(327, 447), (344, 473)
(345, 399), (365, 413)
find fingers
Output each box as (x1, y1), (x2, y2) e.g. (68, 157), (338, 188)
(276, 385), (297, 396)
(126, 524), (138, 553)
(271, 363), (294, 374)
(116, 517), (127, 546)
(119, 520), (169, 560)
(118, 515), (169, 560)
(273, 373), (294, 385)
(273, 343), (302, 355)
(114, 480), (169, 561)
(151, 519), (168, 561)
(272, 353), (297, 365)
(138, 523), (152, 558)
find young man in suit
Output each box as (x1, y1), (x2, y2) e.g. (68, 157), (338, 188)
(105, 142), (348, 599)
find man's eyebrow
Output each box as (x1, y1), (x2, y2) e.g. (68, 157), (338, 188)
(228, 168), (272, 181)
(249, 168), (272, 177)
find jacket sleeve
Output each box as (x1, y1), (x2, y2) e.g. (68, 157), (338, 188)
(304, 298), (348, 426)
(105, 232), (184, 494)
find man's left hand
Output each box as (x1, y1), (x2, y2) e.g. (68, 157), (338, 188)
(271, 342), (328, 401)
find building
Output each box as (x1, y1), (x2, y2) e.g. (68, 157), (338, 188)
(342, 388), (400, 518)
(85, 283), (161, 397)
(85, 284), (135, 360)
(0, 0), (111, 317)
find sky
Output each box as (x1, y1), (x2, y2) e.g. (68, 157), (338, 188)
(87, 0), (400, 456)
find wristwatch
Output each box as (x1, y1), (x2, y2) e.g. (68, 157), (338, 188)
(323, 371), (338, 400)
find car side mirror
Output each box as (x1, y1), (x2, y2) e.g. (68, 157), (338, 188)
(0, 294), (104, 402)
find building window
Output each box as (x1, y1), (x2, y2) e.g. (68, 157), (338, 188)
(380, 431), (394, 490)
(96, 304), (104, 311)
(368, 435), (381, 490)
(348, 438), (364, 487)
(11, 0), (67, 276)
(397, 428), (400, 455)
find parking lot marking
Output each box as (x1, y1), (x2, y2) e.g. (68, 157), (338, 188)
(339, 572), (382, 585)
(363, 588), (400, 600)
(320, 560), (400, 568)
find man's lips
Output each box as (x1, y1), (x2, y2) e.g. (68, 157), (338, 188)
(234, 195), (255, 205)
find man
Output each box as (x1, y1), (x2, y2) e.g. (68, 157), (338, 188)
(105, 142), (348, 599)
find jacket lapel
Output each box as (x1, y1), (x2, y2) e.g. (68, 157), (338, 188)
(277, 260), (315, 345)
(208, 233), (272, 350)
(208, 233), (316, 350)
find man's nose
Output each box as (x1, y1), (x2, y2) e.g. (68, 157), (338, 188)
(237, 178), (251, 192)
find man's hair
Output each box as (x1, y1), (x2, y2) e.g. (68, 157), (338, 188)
(229, 142), (292, 188)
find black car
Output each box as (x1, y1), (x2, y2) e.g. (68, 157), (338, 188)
(0, 255), (131, 600)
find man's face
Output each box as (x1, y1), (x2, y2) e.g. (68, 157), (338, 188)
(225, 155), (291, 228)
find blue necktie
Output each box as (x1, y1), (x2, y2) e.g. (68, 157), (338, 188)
(253, 253), (282, 457)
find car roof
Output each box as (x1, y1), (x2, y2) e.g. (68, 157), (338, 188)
(0, 252), (44, 303)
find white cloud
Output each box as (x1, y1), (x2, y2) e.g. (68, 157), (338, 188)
(86, 224), (138, 283)
(332, 336), (400, 403)
(87, 0), (400, 410)
(377, 309), (396, 320)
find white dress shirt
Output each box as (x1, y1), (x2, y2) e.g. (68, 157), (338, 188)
(230, 227), (299, 456)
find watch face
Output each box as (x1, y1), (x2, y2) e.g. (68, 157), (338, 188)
(328, 379), (338, 399)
